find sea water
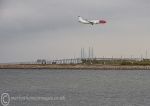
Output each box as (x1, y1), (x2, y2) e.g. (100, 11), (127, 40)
(0, 69), (150, 106)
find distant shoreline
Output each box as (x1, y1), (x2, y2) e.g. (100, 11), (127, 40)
(0, 64), (150, 70)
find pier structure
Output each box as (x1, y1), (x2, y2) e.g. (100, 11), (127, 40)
(35, 57), (142, 65)
(45, 58), (82, 64)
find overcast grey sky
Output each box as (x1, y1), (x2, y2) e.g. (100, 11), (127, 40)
(0, 0), (150, 63)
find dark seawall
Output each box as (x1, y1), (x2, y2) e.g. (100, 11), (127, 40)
(0, 64), (150, 70)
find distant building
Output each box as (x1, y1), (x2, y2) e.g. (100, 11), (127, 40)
(37, 59), (46, 64)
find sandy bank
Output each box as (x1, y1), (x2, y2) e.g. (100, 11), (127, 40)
(0, 64), (150, 70)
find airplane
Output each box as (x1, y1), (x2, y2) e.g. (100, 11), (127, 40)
(78, 16), (106, 25)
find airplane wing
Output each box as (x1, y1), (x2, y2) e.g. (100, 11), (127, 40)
(85, 19), (94, 25)
(90, 20), (99, 24)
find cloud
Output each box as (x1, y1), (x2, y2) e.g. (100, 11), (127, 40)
(0, 0), (150, 62)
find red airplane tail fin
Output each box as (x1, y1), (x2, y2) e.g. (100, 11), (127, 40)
(99, 20), (106, 24)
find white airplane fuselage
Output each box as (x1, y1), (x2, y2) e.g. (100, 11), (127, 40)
(78, 16), (106, 25)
